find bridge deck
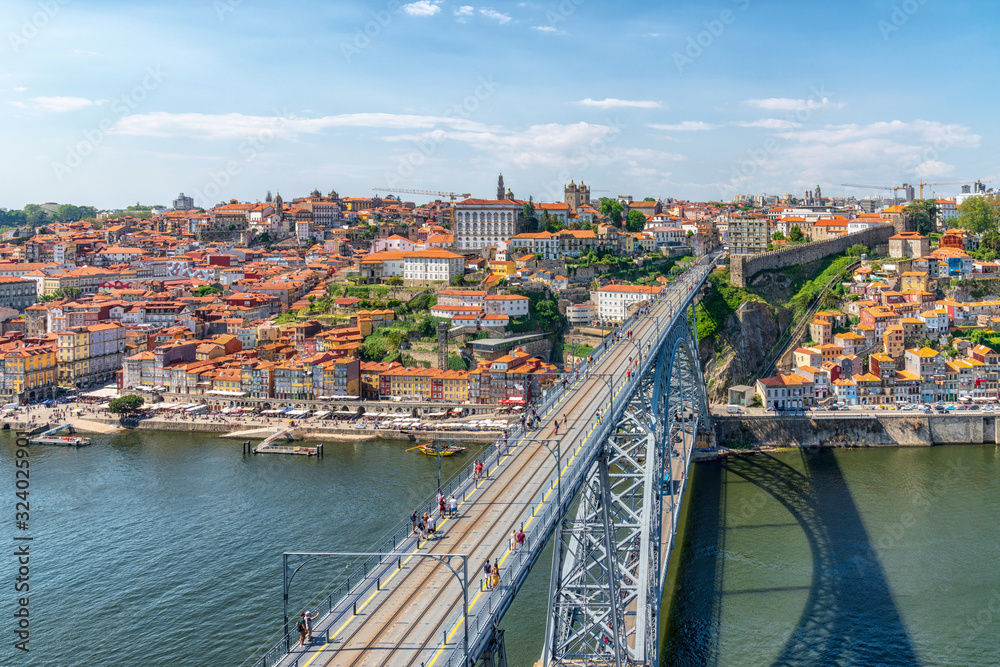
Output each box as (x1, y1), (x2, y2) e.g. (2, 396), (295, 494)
(268, 271), (708, 667)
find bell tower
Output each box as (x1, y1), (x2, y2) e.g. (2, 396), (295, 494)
(497, 172), (505, 200)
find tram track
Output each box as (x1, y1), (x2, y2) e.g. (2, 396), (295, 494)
(293, 273), (705, 667)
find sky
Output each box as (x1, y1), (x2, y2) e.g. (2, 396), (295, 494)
(1, 0), (997, 210)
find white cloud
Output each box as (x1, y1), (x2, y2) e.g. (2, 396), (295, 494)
(744, 97), (845, 111)
(577, 98), (662, 110)
(776, 120), (980, 147)
(648, 121), (714, 131)
(733, 118), (803, 129)
(32, 96), (95, 112)
(643, 33), (660, 37)
(914, 160), (956, 178)
(402, 1), (442, 17)
(453, 5), (474, 21)
(479, 8), (512, 24)
(7, 101), (27, 108)
(532, 25), (560, 33)
(110, 111), (496, 140)
(381, 121), (683, 169)
(769, 120), (980, 187)
(13, 87), (27, 93)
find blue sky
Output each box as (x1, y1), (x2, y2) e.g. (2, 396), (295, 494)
(1, 0), (996, 209)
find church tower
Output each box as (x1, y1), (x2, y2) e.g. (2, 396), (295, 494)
(497, 173), (505, 200)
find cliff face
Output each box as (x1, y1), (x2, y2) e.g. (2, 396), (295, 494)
(701, 300), (784, 403)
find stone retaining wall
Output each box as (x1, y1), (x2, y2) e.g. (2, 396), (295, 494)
(730, 225), (894, 287)
(715, 414), (999, 447)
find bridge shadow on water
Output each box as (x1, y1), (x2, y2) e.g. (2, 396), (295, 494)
(663, 449), (920, 666)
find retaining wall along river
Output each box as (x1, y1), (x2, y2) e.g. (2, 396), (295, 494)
(715, 414), (1000, 448)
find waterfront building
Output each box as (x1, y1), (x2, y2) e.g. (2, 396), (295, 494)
(0, 344), (58, 403)
(755, 371), (814, 410)
(56, 322), (126, 389)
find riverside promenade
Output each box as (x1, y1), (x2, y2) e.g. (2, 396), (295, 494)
(0, 403), (508, 443)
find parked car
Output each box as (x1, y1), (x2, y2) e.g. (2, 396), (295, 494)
(923, 408), (934, 414)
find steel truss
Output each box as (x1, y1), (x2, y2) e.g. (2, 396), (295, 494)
(543, 306), (710, 666)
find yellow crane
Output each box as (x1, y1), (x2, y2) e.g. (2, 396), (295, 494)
(913, 180), (992, 199)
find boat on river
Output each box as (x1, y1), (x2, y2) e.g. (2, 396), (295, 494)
(416, 442), (467, 456)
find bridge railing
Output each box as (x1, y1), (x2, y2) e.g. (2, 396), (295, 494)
(248, 257), (717, 667)
(438, 259), (717, 664)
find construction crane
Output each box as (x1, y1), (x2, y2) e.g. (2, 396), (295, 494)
(371, 188), (471, 202)
(913, 180), (992, 199)
(841, 183), (910, 199)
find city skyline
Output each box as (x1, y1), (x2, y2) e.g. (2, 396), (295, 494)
(2, 0), (996, 209)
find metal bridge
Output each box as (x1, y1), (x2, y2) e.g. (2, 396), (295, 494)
(248, 254), (718, 667)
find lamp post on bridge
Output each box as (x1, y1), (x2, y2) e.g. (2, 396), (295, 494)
(519, 438), (563, 511)
(281, 550), (471, 664)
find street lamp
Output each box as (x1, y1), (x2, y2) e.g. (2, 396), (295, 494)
(518, 438), (563, 511)
(281, 550), (471, 663)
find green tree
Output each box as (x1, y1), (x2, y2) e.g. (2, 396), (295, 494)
(447, 354), (468, 371)
(846, 244), (870, 257)
(193, 285), (222, 297)
(789, 226), (804, 242)
(23, 204), (48, 227)
(256, 232), (271, 246)
(386, 276), (404, 286)
(450, 274), (466, 287)
(977, 230), (1000, 261)
(643, 197), (656, 202)
(522, 197), (535, 220)
(953, 195), (1000, 234)
(599, 198), (624, 226)
(63, 287), (82, 298)
(625, 209), (647, 233)
(108, 395), (145, 414)
(904, 199), (939, 236)
(53, 204), (97, 222)
(772, 231), (786, 241)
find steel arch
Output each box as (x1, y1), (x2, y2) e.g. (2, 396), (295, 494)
(544, 305), (711, 666)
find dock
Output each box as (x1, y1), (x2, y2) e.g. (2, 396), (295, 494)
(247, 428), (324, 457)
(27, 423), (92, 447)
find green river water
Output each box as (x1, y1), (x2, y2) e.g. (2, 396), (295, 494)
(1, 430), (998, 666)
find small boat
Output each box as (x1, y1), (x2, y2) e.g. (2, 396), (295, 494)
(416, 443), (467, 456)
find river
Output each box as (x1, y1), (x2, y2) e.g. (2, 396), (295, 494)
(2, 431), (998, 666)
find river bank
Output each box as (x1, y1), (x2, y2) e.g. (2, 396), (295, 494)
(1, 409), (502, 443)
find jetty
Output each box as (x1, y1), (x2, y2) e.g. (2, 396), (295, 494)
(27, 423), (92, 447)
(245, 428), (324, 457)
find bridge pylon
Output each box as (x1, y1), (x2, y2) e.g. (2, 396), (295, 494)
(542, 304), (710, 666)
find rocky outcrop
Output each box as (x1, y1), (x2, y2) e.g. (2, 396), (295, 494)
(701, 300), (786, 402)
